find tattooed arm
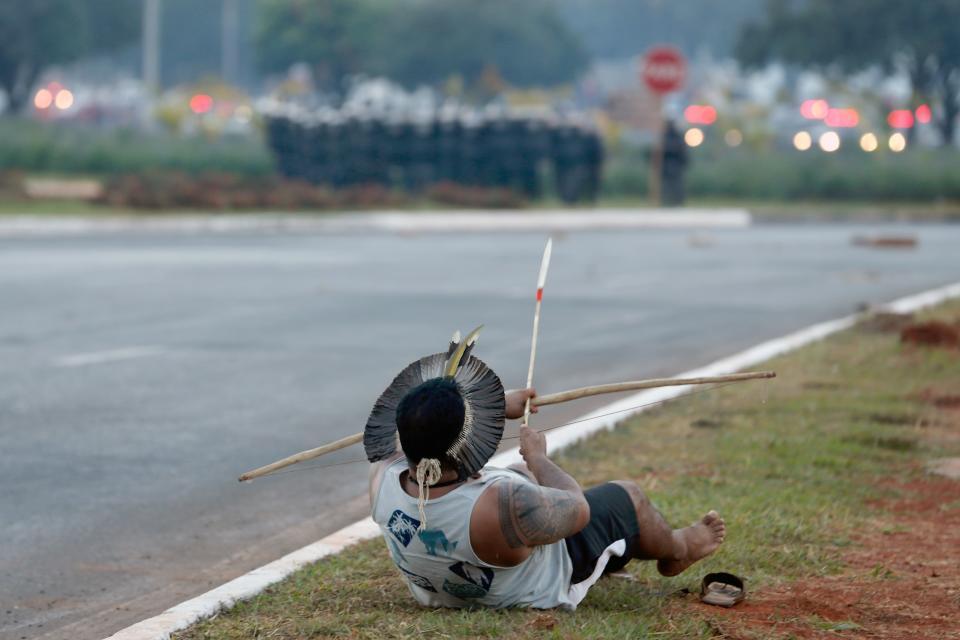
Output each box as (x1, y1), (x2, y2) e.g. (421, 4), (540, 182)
(497, 480), (589, 548)
(472, 426), (589, 565)
(501, 425), (589, 544)
(519, 425), (583, 494)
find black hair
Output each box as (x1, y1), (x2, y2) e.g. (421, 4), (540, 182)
(396, 377), (465, 467)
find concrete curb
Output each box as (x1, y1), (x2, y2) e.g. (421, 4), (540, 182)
(0, 209), (749, 238)
(104, 279), (960, 640)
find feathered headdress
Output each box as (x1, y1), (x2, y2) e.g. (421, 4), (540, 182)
(364, 326), (505, 528)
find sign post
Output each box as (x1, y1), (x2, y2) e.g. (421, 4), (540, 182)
(641, 46), (686, 206)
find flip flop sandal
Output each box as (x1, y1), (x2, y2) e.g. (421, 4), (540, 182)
(700, 572), (745, 607)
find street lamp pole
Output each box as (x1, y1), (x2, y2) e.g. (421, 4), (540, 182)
(222, 0), (239, 85)
(142, 0), (162, 93)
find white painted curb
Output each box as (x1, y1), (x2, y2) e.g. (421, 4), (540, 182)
(0, 209), (749, 237)
(104, 279), (960, 640)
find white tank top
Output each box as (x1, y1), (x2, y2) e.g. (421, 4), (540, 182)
(372, 458), (576, 609)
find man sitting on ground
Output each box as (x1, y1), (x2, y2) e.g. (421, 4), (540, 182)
(365, 332), (725, 609)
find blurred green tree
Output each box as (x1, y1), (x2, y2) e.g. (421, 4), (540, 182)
(253, 0), (588, 93)
(736, 0), (960, 146)
(375, 0), (588, 89)
(0, 0), (139, 114)
(556, 0), (764, 60)
(254, 0), (389, 91)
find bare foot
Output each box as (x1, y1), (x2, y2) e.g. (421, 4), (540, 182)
(657, 510), (726, 577)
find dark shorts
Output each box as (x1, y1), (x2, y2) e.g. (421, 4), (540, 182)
(564, 483), (640, 584)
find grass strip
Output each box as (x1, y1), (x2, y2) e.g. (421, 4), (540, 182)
(178, 300), (960, 640)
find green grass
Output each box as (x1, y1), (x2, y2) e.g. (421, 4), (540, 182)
(177, 301), (960, 639)
(0, 199), (127, 216)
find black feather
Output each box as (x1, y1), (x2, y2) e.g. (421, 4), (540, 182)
(364, 353), (444, 462)
(459, 340), (476, 369)
(445, 338), (459, 360)
(363, 352), (505, 477)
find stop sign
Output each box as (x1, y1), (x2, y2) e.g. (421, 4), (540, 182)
(642, 46), (686, 94)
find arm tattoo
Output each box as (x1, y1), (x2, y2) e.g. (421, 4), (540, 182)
(497, 480), (583, 548)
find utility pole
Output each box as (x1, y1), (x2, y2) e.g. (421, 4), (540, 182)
(222, 0), (239, 85)
(142, 0), (162, 93)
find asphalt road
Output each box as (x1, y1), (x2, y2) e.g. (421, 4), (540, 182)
(2, 223), (958, 639)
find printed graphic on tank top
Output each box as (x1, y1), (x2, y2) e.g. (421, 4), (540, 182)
(372, 458), (623, 609)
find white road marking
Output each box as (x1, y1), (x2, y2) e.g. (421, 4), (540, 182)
(55, 346), (167, 368)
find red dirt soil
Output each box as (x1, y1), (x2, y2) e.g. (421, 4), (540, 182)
(851, 235), (918, 249)
(701, 475), (960, 639)
(912, 388), (960, 411)
(900, 321), (960, 349)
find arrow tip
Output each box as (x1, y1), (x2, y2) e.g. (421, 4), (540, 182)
(536, 238), (553, 289)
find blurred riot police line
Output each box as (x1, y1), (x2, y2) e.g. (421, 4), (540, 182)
(261, 103), (604, 204)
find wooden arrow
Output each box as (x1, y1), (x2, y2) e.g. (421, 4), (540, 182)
(523, 237), (552, 426)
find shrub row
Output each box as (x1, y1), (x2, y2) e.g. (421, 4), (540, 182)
(426, 182), (527, 209)
(97, 173), (401, 210)
(0, 119), (274, 177)
(5, 117), (960, 202)
(0, 170), (27, 200)
(95, 173), (528, 210)
(603, 145), (960, 202)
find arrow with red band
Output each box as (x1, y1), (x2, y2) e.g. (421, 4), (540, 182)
(524, 238), (552, 425)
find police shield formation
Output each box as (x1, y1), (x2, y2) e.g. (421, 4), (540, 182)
(263, 105), (603, 204)
(365, 328), (727, 609)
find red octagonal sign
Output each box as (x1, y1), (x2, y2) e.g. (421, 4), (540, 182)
(642, 46), (686, 95)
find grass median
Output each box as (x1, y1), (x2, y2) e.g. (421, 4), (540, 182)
(179, 300), (960, 640)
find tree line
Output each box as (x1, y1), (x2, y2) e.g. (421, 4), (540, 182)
(3, 0), (959, 147)
(0, 0), (138, 112)
(0, 0), (588, 113)
(254, 0), (588, 93)
(736, 0), (960, 146)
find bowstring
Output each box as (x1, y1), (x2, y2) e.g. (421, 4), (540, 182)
(251, 379), (746, 478)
